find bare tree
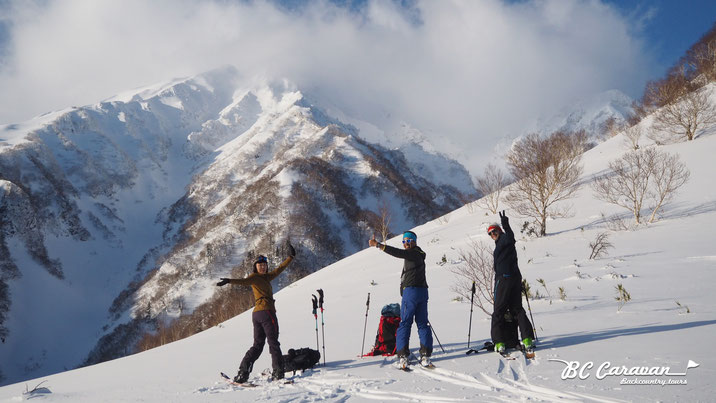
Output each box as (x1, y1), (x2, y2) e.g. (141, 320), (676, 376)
(450, 240), (494, 316)
(505, 130), (587, 236)
(622, 125), (642, 150)
(653, 88), (716, 142)
(647, 152), (690, 223)
(689, 37), (716, 82)
(642, 75), (690, 110)
(474, 163), (509, 214)
(588, 232), (614, 260)
(592, 148), (657, 225)
(378, 199), (392, 242)
(601, 116), (627, 140)
(591, 148), (690, 225)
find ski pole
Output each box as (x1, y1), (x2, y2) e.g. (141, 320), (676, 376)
(360, 292), (370, 357)
(427, 321), (445, 354)
(467, 281), (478, 355)
(522, 282), (538, 342)
(317, 289), (326, 366)
(312, 295), (320, 352)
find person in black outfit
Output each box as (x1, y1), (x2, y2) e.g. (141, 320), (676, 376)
(369, 231), (433, 369)
(489, 211), (534, 353)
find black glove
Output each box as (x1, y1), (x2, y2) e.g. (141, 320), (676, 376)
(287, 242), (296, 257)
(499, 210), (509, 226)
(216, 278), (230, 287)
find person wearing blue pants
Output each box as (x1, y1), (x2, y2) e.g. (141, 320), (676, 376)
(369, 231), (432, 369)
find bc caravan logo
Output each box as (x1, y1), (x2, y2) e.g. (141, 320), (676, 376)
(549, 359), (699, 386)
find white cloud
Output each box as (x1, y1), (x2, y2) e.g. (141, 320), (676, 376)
(0, 0), (654, 165)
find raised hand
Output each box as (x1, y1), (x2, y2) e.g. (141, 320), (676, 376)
(216, 278), (230, 287)
(499, 210), (509, 225)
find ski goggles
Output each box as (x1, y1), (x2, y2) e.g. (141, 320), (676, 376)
(402, 239), (414, 245)
(487, 225), (501, 236)
(488, 230), (499, 236)
(256, 255), (268, 263)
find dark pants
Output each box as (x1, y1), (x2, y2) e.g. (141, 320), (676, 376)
(239, 310), (283, 373)
(491, 275), (534, 344)
(396, 287), (433, 357)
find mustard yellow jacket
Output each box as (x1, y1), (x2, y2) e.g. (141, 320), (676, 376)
(228, 256), (293, 312)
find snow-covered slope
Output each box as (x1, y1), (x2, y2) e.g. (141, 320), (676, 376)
(1, 88), (713, 401)
(0, 67), (477, 385)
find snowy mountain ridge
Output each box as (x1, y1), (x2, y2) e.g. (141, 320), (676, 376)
(0, 66), (476, 385)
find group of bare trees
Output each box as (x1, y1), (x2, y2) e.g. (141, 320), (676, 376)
(592, 148), (690, 225)
(652, 88), (716, 142)
(637, 23), (716, 142)
(473, 130), (587, 237)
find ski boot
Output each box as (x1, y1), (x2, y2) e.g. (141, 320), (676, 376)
(522, 338), (535, 358)
(396, 355), (410, 371)
(271, 367), (285, 381)
(419, 354), (435, 368)
(233, 370), (249, 384)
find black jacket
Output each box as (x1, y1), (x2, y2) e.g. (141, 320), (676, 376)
(493, 219), (521, 278)
(381, 244), (428, 291)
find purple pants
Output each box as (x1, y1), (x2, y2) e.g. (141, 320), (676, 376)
(239, 310), (283, 373)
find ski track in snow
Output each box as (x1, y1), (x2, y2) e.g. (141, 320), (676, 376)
(193, 356), (624, 403)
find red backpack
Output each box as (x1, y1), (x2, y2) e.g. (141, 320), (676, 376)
(363, 303), (401, 356)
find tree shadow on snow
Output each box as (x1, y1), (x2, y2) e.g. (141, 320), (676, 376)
(538, 319), (716, 349)
(658, 200), (716, 220)
(549, 199), (716, 237)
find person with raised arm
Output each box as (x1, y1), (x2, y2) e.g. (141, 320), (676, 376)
(369, 231), (432, 369)
(216, 242), (295, 383)
(488, 211), (534, 355)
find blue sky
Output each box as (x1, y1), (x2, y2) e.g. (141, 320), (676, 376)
(0, 0), (714, 158)
(603, 0), (716, 77)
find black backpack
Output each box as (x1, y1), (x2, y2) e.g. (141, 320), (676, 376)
(283, 347), (321, 373)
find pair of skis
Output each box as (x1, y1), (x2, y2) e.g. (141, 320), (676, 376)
(499, 345), (536, 360)
(470, 341), (536, 360)
(311, 289), (326, 366)
(220, 372), (294, 388)
(220, 372), (258, 387)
